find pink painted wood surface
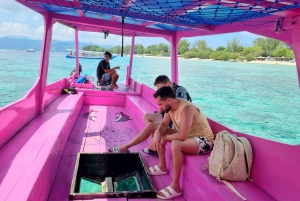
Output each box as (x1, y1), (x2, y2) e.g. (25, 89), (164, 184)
(124, 88), (278, 200)
(135, 81), (142, 93)
(114, 107), (186, 201)
(48, 155), (77, 201)
(38, 14), (55, 114)
(128, 78), (136, 90)
(208, 118), (300, 201)
(141, 84), (158, 107)
(0, 78), (42, 149)
(170, 34), (179, 84)
(75, 29), (79, 75)
(127, 35), (135, 86)
(49, 105), (183, 200)
(0, 93), (83, 201)
(125, 95), (157, 131)
(51, 13), (174, 37)
(63, 105), (90, 156)
(44, 78), (67, 107)
(115, 107), (186, 200)
(84, 95), (126, 107)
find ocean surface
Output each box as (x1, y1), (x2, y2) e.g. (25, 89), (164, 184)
(0, 49), (299, 145)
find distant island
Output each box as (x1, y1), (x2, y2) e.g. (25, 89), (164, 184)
(82, 37), (295, 62)
(1, 35), (294, 62)
(0, 36), (113, 52)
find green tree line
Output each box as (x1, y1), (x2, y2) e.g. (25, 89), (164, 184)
(82, 37), (295, 61)
(180, 37), (294, 61)
(82, 43), (170, 56)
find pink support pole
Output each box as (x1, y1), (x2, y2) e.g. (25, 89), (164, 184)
(38, 14), (54, 114)
(75, 29), (79, 75)
(170, 34), (180, 84)
(127, 34), (135, 85)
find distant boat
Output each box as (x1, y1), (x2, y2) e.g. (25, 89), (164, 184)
(66, 49), (117, 59)
(27, 49), (35, 52)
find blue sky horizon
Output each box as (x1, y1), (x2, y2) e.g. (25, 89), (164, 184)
(0, 0), (263, 49)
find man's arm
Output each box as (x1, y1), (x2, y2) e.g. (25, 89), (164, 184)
(164, 106), (194, 141)
(152, 112), (172, 150)
(154, 112), (171, 137)
(157, 108), (164, 114)
(104, 66), (120, 73)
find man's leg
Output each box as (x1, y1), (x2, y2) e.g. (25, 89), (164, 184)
(108, 122), (160, 152)
(107, 70), (117, 89)
(156, 138), (199, 198)
(148, 129), (177, 173)
(114, 74), (119, 87)
(143, 113), (162, 124)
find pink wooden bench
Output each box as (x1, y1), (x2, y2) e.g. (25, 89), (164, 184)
(0, 92), (84, 201)
(125, 85), (276, 201)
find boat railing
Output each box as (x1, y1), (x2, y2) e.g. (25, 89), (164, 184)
(0, 77), (68, 149)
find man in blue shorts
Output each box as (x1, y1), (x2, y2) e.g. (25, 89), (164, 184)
(108, 75), (192, 154)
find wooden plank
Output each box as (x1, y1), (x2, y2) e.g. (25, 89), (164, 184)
(48, 156), (77, 201)
(0, 95), (71, 169)
(114, 106), (149, 153)
(106, 106), (139, 152)
(83, 105), (102, 153)
(0, 166), (26, 200)
(5, 93), (84, 201)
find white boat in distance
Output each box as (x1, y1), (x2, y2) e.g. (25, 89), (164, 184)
(66, 49), (117, 59)
(27, 49), (35, 52)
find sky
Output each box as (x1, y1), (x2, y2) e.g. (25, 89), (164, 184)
(0, 0), (262, 49)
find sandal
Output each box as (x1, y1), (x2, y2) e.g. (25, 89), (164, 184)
(148, 165), (168, 176)
(143, 147), (158, 156)
(157, 186), (182, 200)
(108, 147), (130, 153)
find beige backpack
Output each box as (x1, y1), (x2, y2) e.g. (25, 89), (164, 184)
(208, 130), (253, 200)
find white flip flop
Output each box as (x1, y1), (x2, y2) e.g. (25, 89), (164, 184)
(148, 165), (168, 176)
(157, 186), (182, 200)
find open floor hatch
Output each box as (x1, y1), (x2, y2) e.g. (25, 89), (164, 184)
(70, 153), (156, 199)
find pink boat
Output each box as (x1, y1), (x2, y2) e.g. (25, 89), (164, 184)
(1, 0), (300, 201)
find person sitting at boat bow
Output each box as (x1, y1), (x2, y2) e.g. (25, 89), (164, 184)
(108, 75), (192, 154)
(97, 51), (120, 89)
(149, 86), (214, 199)
(70, 63), (82, 76)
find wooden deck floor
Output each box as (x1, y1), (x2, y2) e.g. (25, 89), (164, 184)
(48, 105), (186, 201)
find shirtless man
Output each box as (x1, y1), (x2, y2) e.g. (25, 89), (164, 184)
(97, 51), (119, 89)
(148, 86), (214, 199)
(108, 75), (191, 154)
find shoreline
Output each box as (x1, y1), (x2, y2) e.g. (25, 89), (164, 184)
(133, 55), (296, 66)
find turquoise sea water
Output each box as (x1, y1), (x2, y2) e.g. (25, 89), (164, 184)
(0, 49), (299, 145)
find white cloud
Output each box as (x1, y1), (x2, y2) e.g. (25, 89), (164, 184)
(14, 13), (27, 22)
(0, 0), (31, 13)
(0, 22), (31, 38)
(51, 23), (75, 41)
(34, 26), (44, 38)
(32, 15), (40, 21)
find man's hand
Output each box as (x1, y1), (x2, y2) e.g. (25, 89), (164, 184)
(152, 131), (162, 151)
(160, 137), (167, 151)
(114, 66), (120, 70)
